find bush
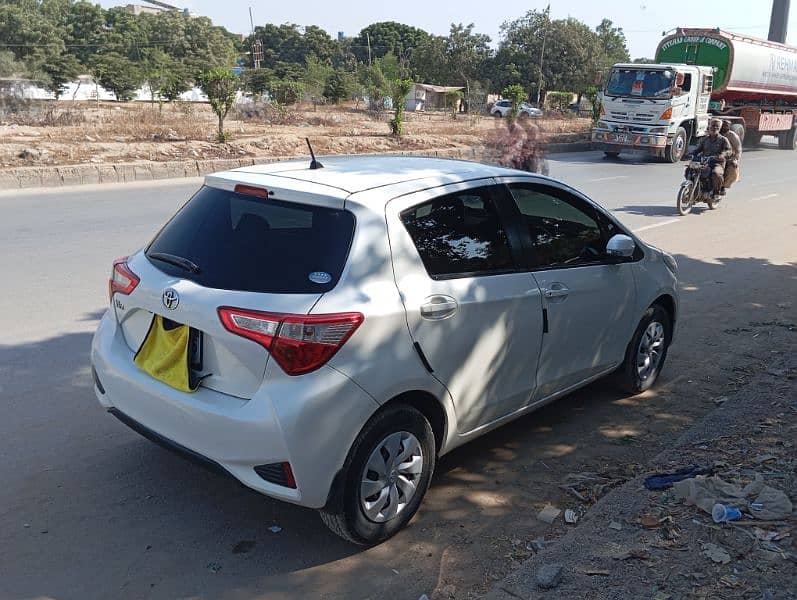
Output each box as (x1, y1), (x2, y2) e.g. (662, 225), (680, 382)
(270, 80), (304, 105)
(501, 84), (527, 122)
(546, 91), (573, 111)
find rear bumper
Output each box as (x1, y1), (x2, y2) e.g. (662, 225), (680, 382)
(91, 310), (379, 509)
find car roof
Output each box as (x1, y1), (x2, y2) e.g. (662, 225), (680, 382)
(206, 155), (533, 206)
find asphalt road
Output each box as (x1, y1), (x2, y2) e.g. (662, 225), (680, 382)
(1, 146), (795, 600)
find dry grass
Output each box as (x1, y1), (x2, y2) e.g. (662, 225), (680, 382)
(0, 99), (590, 168)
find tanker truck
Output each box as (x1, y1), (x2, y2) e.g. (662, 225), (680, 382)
(591, 27), (797, 162)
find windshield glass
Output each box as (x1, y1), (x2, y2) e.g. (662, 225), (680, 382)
(606, 68), (674, 98)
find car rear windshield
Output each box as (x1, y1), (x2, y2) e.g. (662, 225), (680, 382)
(145, 185), (355, 293)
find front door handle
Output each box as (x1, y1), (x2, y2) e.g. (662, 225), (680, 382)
(542, 283), (570, 300)
(420, 295), (458, 320)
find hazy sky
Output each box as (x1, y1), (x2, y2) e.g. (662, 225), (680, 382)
(100, 1), (797, 59)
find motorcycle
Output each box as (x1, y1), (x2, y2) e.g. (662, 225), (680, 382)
(677, 154), (724, 215)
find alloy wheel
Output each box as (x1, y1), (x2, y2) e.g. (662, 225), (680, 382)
(636, 321), (665, 381)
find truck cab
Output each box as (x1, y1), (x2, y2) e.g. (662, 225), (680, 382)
(591, 63), (715, 162)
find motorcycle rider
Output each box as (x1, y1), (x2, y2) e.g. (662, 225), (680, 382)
(720, 119), (742, 194)
(692, 118), (732, 200)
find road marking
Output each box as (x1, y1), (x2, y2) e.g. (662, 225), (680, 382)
(634, 219), (680, 233)
(749, 193), (779, 201)
(588, 175), (630, 182)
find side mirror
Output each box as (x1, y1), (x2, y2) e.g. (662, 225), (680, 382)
(606, 234), (636, 259)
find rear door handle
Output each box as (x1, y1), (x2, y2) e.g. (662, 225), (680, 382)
(420, 295), (458, 320)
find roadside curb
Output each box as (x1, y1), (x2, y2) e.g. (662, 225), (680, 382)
(0, 142), (591, 191)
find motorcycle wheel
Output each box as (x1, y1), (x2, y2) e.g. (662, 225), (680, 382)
(677, 183), (694, 215)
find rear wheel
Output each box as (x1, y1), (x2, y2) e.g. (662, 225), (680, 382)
(320, 404), (435, 545)
(743, 130), (762, 148)
(665, 127), (688, 163)
(614, 304), (672, 394)
(604, 151), (620, 158)
(676, 182), (694, 215)
(779, 127), (797, 150)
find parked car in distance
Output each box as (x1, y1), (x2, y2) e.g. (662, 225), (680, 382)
(491, 99), (543, 118)
(92, 156), (678, 545)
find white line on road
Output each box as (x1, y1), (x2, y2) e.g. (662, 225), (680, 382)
(634, 219), (680, 233)
(749, 193), (779, 201)
(588, 175), (630, 182)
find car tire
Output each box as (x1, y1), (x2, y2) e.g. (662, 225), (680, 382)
(319, 404), (435, 545)
(614, 304), (671, 394)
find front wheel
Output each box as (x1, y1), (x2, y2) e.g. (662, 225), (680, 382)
(665, 127), (688, 163)
(320, 404), (435, 545)
(614, 304), (672, 394)
(604, 151), (620, 158)
(677, 182), (694, 215)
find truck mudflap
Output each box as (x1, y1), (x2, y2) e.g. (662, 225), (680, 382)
(591, 129), (670, 157)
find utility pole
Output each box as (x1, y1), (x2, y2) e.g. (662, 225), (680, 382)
(366, 32), (372, 66)
(768, 0), (790, 43)
(535, 4), (550, 108)
(248, 6), (255, 35)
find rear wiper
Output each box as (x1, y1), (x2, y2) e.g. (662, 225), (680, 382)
(149, 252), (201, 274)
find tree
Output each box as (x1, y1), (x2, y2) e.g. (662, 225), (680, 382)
(352, 22), (429, 66)
(302, 55), (332, 101)
(91, 53), (144, 101)
(633, 57), (655, 64)
(410, 35), (448, 85)
(243, 68), (273, 98)
(39, 53), (82, 99)
(270, 80), (304, 105)
(389, 78), (414, 136)
(596, 19), (630, 68)
(324, 69), (352, 104)
(501, 84), (526, 123)
(446, 23), (492, 87)
(198, 68), (239, 142)
(495, 11), (602, 98)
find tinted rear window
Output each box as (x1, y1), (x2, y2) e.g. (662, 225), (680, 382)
(146, 186), (355, 293)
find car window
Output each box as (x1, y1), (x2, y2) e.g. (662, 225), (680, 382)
(506, 184), (612, 269)
(400, 187), (516, 278)
(146, 186), (355, 293)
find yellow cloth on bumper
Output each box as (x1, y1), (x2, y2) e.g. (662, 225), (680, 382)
(134, 314), (198, 392)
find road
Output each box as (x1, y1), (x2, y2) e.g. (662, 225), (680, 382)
(1, 146), (795, 600)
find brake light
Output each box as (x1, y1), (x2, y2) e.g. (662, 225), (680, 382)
(234, 184), (270, 198)
(660, 107), (673, 120)
(218, 307), (364, 375)
(109, 257), (139, 302)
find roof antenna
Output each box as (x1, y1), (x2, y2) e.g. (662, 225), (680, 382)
(305, 138), (323, 170)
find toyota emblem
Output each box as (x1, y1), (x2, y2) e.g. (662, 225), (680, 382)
(162, 288), (179, 310)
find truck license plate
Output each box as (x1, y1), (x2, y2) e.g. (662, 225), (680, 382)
(615, 133), (628, 143)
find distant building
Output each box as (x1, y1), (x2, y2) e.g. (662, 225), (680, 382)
(124, 4), (166, 15)
(405, 83), (464, 111)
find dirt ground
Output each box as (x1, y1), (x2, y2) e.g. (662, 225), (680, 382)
(0, 100), (590, 168)
(488, 324), (796, 600)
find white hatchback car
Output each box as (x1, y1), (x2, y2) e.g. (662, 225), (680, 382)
(491, 99), (543, 118)
(92, 156), (678, 545)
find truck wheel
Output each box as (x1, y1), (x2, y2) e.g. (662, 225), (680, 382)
(780, 128), (797, 150)
(730, 124), (745, 144)
(743, 131), (762, 148)
(665, 127), (687, 163)
(604, 151), (620, 158)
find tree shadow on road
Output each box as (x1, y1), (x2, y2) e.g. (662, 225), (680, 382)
(1, 253), (795, 600)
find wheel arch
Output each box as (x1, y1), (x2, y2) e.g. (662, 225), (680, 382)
(652, 294), (677, 337)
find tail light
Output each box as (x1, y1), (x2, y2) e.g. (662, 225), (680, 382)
(218, 307), (364, 376)
(660, 107), (673, 120)
(109, 257), (139, 302)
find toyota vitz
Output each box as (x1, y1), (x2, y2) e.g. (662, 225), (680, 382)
(91, 155), (678, 544)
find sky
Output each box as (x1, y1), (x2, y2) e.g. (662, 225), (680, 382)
(100, 1), (797, 59)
